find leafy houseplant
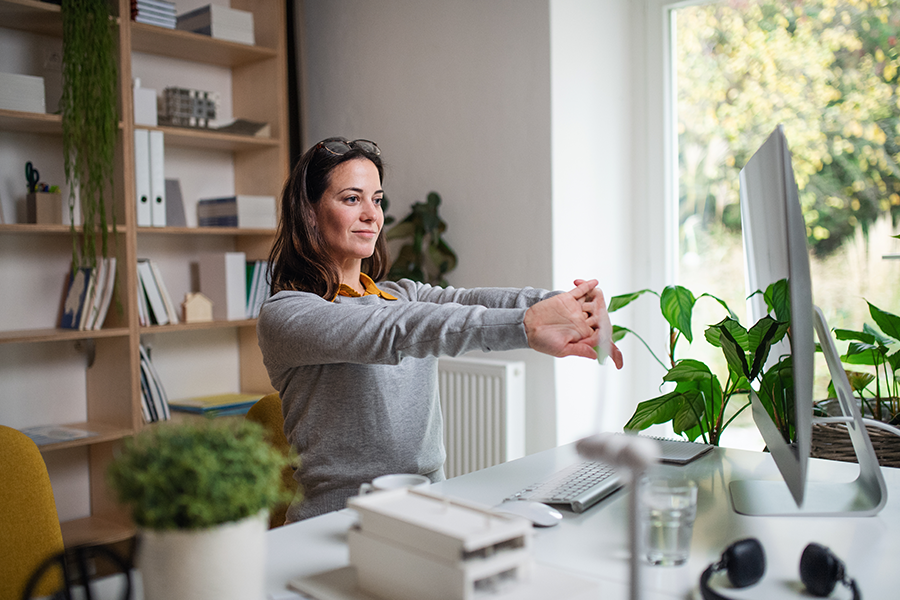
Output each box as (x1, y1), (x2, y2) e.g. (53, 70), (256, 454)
(612, 281), (792, 446)
(61, 0), (118, 270)
(108, 420), (295, 600)
(385, 191), (458, 286)
(830, 302), (900, 424)
(107, 420), (294, 530)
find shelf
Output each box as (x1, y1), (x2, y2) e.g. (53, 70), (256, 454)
(0, 108), (62, 135)
(35, 421), (133, 453)
(137, 124), (279, 152)
(0, 0), (62, 37)
(61, 515), (134, 548)
(130, 22), (277, 68)
(137, 225), (276, 236)
(140, 319), (257, 334)
(0, 327), (129, 345)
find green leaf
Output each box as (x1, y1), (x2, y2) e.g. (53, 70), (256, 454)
(842, 341), (883, 365)
(846, 370), (876, 393)
(385, 221), (416, 240)
(834, 328), (876, 345)
(868, 302), (900, 343)
(763, 278), (791, 323)
(660, 285), (696, 343)
(673, 389), (705, 434)
(624, 391), (683, 431)
(611, 325), (629, 343)
(716, 322), (750, 379)
(697, 292), (739, 320)
(747, 316), (788, 380)
(608, 289), (657, 312)
(663, 358), (712, 383)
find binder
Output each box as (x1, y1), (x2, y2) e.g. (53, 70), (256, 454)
(199, 251), (247, 321)
(149, 130), (166, 227)
(134, 129), (152, 227)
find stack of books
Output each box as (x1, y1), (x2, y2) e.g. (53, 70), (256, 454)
(169, 392), (263, 417)
(176, 5), (255, 45)
(197, 195), (277, 229)
(132, 0), (177, 29)
(159, 87), (218, 128)
(140, 344), (171, 423)
(137, 258), (179, 326)
(60, 258), (117, 331)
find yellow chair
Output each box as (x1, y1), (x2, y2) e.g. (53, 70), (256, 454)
(0, 425), (65, 599)
(245, 393), (296, 528)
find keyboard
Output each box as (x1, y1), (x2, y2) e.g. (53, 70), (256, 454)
(505, 460), (622, 513)
(505, 436), (713, 513)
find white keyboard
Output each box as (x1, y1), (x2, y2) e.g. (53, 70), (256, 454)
(505, 461), (622, 513)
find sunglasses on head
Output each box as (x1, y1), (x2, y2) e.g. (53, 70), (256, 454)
(314, 139), (380, 157)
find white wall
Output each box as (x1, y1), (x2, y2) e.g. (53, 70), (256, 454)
(301, 0), (559, 452)
(299, 0), (671, 451)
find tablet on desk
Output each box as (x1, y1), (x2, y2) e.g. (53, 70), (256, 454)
(647, 436), (714, 465)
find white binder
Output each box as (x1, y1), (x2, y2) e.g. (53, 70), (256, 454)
(149, 130), (166, 227)
(134, 129), (152, 227)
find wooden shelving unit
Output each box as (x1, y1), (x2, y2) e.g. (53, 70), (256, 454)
(0, 0), (288, 547)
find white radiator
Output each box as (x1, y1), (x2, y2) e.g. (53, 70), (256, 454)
(438, 356), (526, 478)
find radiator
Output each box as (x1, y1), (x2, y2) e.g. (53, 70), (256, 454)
(438, 356), (526, 478)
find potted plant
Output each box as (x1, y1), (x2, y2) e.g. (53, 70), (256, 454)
(107, 420), (295, 600)
(385, 191), (458, 286)
(611, 281), (792, 446)
(60, 0), (118, 270)
(811, 301), (900, 466)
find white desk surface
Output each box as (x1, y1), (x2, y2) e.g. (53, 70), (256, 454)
(266, 443), (900, 600)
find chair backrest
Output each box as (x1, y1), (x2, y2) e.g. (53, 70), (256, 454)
(0, 425), (65, 599)
(245, 393), (295, 528)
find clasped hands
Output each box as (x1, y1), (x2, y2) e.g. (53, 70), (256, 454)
(524, 279), (623, 368)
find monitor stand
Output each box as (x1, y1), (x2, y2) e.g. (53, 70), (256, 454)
(729, 306), (887, 516)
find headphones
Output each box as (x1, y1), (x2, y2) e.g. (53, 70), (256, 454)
(699, 538), (860, 600)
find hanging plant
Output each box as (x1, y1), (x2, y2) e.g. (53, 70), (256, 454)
(61, 0), (118, 269)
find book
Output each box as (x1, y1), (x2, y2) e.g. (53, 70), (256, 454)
(137, 259), (169, 325)
(169, 392), (263, 416)
(176, 5), (255, 45)
(60, 267), (92, 330)
(149, 260), (180, 324)
(197, 195), (277, 229)
(139, 344), (170, 422)
(199, 252), (247, 320)
(165, 179), (187, 227)
(91, 257), (117, 330)
(0, 72), (46, 113)
(214, 119), (270, 137)
(20, 426), (98, 447)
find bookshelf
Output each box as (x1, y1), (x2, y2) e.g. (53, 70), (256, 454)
(0, 0), (287, 547)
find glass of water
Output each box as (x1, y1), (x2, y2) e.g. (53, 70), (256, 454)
(642, 478), (698, 566)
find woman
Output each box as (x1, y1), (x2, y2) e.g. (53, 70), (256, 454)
(257, 137), (623, 522)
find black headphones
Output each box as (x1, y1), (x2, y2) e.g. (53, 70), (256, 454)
(699, 538), (860, 600)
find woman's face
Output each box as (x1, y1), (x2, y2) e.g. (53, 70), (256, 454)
(314, 158), (384, 272)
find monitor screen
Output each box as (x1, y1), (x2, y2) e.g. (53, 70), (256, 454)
(738, 125), (814, 507)
(732, 125), (886, 516)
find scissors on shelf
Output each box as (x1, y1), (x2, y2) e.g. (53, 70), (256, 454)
(25, 161), (39, 193)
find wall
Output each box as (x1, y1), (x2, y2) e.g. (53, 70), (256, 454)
(301, 0), (560, 452)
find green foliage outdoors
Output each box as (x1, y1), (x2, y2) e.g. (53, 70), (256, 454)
(386, 191), (458, 286)
(612, 280), (795, 446)
(678, 0), (900, 257)
(61, 0), (118, 270)
(107, 420), (295, 530)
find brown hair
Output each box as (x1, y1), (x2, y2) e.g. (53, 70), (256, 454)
(267, 137), (388, 299)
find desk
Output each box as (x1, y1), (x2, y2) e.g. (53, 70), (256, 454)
(266, 443), (900, 599)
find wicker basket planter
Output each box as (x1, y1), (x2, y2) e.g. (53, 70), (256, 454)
(810, 421), (900, 468)
(810, 398), (900, 468)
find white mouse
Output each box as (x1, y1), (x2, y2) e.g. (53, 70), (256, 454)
(493, 500), (563, 527)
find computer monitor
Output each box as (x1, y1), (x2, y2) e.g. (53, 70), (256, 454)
(730, 124), (886, 516)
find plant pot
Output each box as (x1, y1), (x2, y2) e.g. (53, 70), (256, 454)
(811, 399), (900, 468)
(137, 510), (268, 600)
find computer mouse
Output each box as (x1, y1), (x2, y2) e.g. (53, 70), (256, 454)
(493, 500), (563, 527)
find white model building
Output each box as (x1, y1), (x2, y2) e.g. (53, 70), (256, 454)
(346, 488), (534, 600)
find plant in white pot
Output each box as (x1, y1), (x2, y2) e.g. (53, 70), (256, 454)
(107, 420), (295, 600)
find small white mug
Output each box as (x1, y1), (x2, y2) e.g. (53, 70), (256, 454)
(358, 473), (431, 495)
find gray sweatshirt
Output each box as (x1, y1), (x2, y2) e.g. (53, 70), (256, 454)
(256, 279), (553, 521)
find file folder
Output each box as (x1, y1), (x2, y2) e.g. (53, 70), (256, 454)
(134, 129), (152, 227)
(149, 130), (166, 227)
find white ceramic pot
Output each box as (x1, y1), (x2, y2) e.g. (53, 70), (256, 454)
(137, 510), (268, 600)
